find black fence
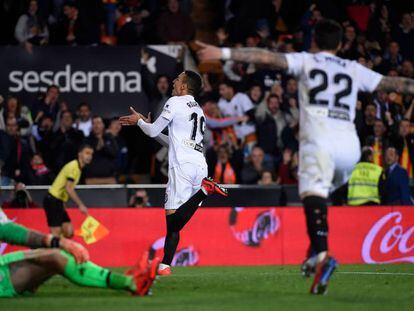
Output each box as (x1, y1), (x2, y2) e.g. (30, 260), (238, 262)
(0, 184), (301, 208)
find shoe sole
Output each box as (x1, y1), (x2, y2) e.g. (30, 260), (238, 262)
(310, 258), (337, 295)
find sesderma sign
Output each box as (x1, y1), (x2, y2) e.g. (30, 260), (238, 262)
(8, 65), (142, 93)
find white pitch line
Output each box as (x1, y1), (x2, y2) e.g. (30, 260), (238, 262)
(166, 271), (414, 277)
(337, 271), (414, 276)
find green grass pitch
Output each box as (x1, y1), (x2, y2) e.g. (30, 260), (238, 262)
(1, 265), (413, 311)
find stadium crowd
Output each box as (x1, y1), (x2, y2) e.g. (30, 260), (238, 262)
(0, 0), (414, 200)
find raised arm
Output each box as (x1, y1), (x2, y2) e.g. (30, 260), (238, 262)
(119, 107), (170, 138)
(196, 41), (288, 70)
(376, 76), (414, 95)
(0, 214), (89, 263)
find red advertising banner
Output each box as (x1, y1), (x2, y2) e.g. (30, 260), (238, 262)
(1, 206), (413, 267)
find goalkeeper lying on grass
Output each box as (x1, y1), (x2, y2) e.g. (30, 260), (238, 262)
(0, 208), (159, 297)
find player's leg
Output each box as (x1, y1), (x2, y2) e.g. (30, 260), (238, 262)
(50, 226), (62, 236)
(9, 249), (66, 294)
(299, 144), (336, 294)
(8, 249), (156, 296)
(160, 166), (189, 274)
(160, 164), (227, 274)
(166, 164), (228, 232)
(43, 194), (67, 237)
(61, 222), (74, 238)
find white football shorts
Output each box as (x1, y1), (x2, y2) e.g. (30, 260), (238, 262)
(165, 162), (208, 210)
(298, 133), (361, 198)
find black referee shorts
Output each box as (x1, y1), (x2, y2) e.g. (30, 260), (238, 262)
(43, 194), (71, 227)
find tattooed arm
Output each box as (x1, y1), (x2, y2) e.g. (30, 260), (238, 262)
(376, 76), (414, 95)
(228, 48), (288, 69)
(196, 41), (288, 70)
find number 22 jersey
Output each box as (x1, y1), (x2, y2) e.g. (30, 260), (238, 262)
(285, 52), (383, 144)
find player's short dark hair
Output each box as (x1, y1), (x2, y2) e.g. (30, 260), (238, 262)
(183, 70), (202, 96)
(314, 19), (343, 51)
(78, 144), (93, 153)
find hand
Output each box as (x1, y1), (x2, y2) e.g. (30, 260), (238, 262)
(79, 204), (88, 215)
(196, 41), (222, 62)
(141, 112), (151, 123)
(119, 107), (142, 126)
(24, 41), (33, 54)
(385, 111), (394, 125)
(283, 149), (292, 164)
(237, 115), (249, 123)
(60, 238), (90, 264)
(141, 48), (149, 64)
(288, 97), (297, 108)
(216, 28), (228, 44)
(35, 111), (44, 122)
(67, 33), (75, 42)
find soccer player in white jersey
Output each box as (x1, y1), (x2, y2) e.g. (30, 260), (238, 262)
(119, 70), (228, 276)
(197, 19), (414, 294)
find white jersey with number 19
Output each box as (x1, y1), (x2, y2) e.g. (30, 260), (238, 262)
(285, 52), (384, 198)
(159, 95), (207, 169)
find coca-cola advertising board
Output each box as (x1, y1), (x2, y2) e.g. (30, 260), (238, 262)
(1, 206), (413, 266)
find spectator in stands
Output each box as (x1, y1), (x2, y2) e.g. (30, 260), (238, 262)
(393, 13), (414, 61)
(54, 1), (103, 46)
(258, 170), (277, 185)
(51, 110), (84, 172)
(382, 41), (404, 72)
(241, 146), (274, 184)
(356, 102), (377, 145)
(28, 153), (53, 185)
(14, 0), (49, 53)
(74, 102), (92, 137)
(142, 72), (171, 119)
(277, 148), (298, 185)
(372, 90), (392, 121)
(218, 81), (257, 155)
(128, 189), (151, 208)
(1, 183), (38, 208)
(365, 119), (389, 167)
(31, 115), (55, 167)
(84, 116), (118, 184)
(156, 0), (195, 44)
(207, 144), (243, 184)
(31, 85), (60, 122)
(367, 4), (391, 48)
(392, 119), (414, 180)
(202, 99), (246, 149)
(0, 117), (32, 185)
(256, 94), (296, 165)
(117, 8), (146, 45)
(0, 95), (32, 137)
(106, 117), (128, 177)
(339, 24), (359, 60)
(384, 146), (412, 205)
(283, 77), (298, 103)
(401, 60), (414, 79)
(347, 147), (385, 206)
(247, 83), (264, 106)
